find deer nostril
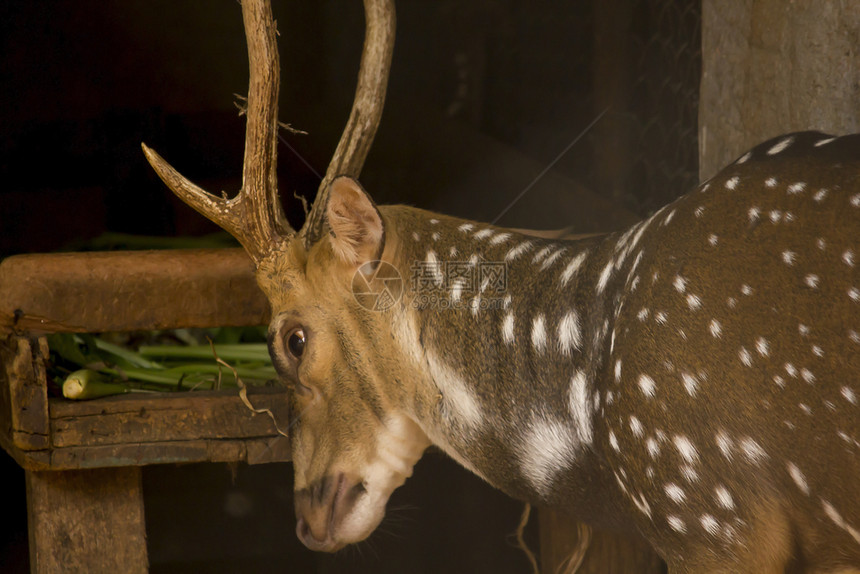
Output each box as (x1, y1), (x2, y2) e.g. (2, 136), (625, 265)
(296, 517), (312, 542)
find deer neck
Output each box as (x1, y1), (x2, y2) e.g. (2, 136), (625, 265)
(380, 205), (649, 511)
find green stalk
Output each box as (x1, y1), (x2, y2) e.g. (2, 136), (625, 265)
(92, 338), (165, 369)
(138, 343), (272, 363)
(63, 369), (131, 400)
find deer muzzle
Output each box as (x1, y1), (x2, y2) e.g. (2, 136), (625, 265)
(294, 472), (379, 552)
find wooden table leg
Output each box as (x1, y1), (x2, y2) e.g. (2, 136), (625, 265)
(26, 467), (148, 574)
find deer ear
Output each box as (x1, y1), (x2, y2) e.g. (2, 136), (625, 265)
(324, 176), (385, 265)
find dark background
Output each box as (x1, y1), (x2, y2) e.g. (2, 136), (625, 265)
(0, 1), (700, 572)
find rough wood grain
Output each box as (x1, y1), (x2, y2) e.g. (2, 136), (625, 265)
(0, 249), (269, 335)
(2, 337), (50, 450)
(27, 467), (148, 574)
(49, 387), (290, 448)
(45, 435), (291, 470)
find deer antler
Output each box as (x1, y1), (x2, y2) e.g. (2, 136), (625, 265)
(301, 0), (396, 250)
(141, 0), (395, 262)
(141, 0), (291, 264)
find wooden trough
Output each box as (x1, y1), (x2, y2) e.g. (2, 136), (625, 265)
(0, 248), (289, 573)
(0, 247), (662, 573)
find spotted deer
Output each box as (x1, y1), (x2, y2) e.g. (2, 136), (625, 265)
(141, 0), (860, 571)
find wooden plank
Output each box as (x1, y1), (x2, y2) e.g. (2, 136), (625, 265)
(44, 435), (291, 470)
(539, 508), (664, 573)
(2, 337), (50, 451)
(0, 248), (269, 335)
(26, 467), (148, 574)
(49, 388), (290, 448)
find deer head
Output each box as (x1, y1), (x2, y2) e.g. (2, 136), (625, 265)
(142, 0), (430, 552)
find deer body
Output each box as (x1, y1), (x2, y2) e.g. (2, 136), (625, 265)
(140, 1), (860, 570)
(255, 131), (860, 572)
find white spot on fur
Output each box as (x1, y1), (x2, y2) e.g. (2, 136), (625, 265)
(748, 206), (761, 222)
(674, 435), (699, 463)
(425, 251), (443, 287)
(787, 462), (809, 495)
(647, 437), (660, 459)
(473, 228), (494, 240)
(805, 274), (820, 289)
(458, 223), (474, 233)
(756, 337), (770, 357)
(532, 246), (552, 264)
(709, 319), (722, 338)
(739, 347), (753, 367)
(714, 485), (734, 510)
(489, 232), (512, 245)
(505, 240), (534, 262)
(518, 417), (578, 497)
(665, 483), (686, 504)
(740, 437), (768, 465)
(687, 294), (702, 310)
(767, 136), (794, 155)
(560, 251), (588, 286)
(638, 374), (656, 398)
(558, 311), (583, 355)
(681, 464), (699, 483)
(821, 500), (860, 547)
(540, 247), (567, 270)
(531, 315), (547, 352)
(842, 386), (857, 405)
(787, 182), (806, 195)
(597, 261), (614, 293)
(631, 492), (652, 518)
(673, 275), (687, 293)
(782, 251), (797, 265)
(681, 372), (699, 396)
(609, 430), (620, 452)
(569, 371), (593, 445)
(667, 515), (686, 533)
(701, 514), (721, 536)
(629, 416), (644, 438)
(501, 313), (515, 345)
(725, 176), (739, 190)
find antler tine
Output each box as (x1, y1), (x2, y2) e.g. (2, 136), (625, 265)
(142, 0), (292, 264)
(301, 0), (396, 250)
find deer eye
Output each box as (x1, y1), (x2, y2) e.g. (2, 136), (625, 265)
(287, 328), (306, 359)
